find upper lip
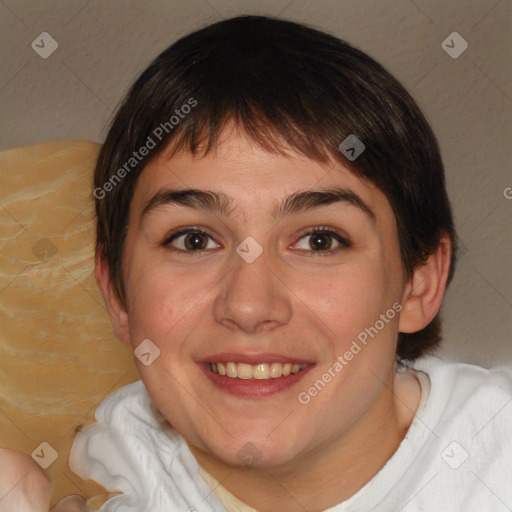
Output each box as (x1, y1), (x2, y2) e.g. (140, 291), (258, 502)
(196, 352), (315, 365)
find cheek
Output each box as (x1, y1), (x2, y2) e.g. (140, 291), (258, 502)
(124, 256), (214, 344)
(297, 263), (391, 348)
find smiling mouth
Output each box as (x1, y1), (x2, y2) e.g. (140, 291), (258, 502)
(208, 362), (308, 380)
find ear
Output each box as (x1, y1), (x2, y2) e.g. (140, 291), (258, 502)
(95, 248), (131, 346)
(398, 236), (452, 333)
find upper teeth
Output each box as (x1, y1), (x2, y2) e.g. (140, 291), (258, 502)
(210, 362), (307, 379)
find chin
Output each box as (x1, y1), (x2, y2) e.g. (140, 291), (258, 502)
(202, 436), (304, 470)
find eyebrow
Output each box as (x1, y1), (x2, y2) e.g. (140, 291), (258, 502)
(141, 186), (376, 223)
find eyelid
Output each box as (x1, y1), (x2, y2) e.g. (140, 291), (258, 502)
(161, 225), (351, 255)
(291, 226), (351, 254)
(161, 226), (221, 250)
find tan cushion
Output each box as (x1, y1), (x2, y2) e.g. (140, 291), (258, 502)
(0, 140), (139, 508)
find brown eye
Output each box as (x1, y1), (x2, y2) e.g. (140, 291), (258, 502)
(182, 232), (208, 250)
(308, 232), (333, 251)
(294, 227), (351, 255)
(163, 229), (220, 252)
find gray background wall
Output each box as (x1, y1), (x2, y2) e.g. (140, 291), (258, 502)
(1, 0), (511, 366)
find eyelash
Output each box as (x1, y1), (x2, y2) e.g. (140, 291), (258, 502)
(160, 225), (351, 257)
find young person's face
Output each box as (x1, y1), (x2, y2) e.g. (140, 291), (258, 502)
(118, 130), (409, 468)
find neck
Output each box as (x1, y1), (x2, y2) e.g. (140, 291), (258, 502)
(188, 363), (420, 512)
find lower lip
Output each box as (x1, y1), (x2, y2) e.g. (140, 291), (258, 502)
(198, 363), (315, 399)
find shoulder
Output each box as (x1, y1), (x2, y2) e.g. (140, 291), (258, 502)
(411, 354), (512, 402)
(91, 380), (175, 436)
(409, 355), (512, 467)
(69, 381), (225, 511)
(69, 380), (182, 476)
(384, 356), (512, 510)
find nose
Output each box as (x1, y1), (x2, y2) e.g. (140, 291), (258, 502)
(213, 249), (292, 333)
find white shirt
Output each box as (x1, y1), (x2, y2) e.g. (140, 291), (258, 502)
(69, 355), (512, 512)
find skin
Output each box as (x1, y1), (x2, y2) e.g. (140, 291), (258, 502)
(96, 128), (451, 512)
(0, 448), (87, 511)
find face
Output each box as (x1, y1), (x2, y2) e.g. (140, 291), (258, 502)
(118, 130), (407, 468)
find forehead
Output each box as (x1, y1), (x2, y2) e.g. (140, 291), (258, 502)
(133, 132), (393, 225)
